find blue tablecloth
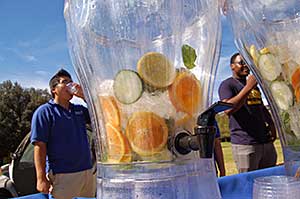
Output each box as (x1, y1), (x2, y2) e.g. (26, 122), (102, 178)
(15, 165), (286, 199)
(218, 165), (285, 199)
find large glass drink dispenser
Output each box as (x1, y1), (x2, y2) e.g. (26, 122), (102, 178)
(64, 0), (223, 198)
(227, 0), (300, 176)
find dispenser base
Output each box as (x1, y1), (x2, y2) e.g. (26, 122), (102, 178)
(96, 158), (221, 199)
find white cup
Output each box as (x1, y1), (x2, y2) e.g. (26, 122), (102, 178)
(253, 175), (300, 199)
(66, 82), (77, 94)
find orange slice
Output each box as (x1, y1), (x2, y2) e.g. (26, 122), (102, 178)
(291, 67), (300, 90)
(168, 71), (202, 116)
(99, 96), (121, 127)
(106, 123), (132, 163)
(174, 113), (193, 128)
(126, 112), (168, 156)
(295, 88), (300, 103)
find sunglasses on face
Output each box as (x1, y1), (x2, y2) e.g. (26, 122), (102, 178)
(234, 60), (247, 66)
(53, 79), (73, 88)
(59, 79), (73, 85)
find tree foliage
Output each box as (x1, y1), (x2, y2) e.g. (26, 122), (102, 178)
(0, 80), (51, 162)
(216, 112), (230, 141)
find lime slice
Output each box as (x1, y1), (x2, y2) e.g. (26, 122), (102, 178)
(270, 81), (293, 111)
(137, 52), (176, 88)
(258, 53), (282, 81)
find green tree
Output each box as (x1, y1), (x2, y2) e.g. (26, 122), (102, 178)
(216, 112), (230, 141)
(0, 80), (51, 164)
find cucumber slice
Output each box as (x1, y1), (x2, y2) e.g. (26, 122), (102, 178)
(270, 81), (293, 111)
(113, 69), (143, 104)
(258, 53), (282, 81)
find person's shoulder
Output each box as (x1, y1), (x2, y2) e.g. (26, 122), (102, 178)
(34, 101), (54, 114)
(222, 77), (234, 83)
(71, 103), (88, 111)
(219, 77), (234, 87)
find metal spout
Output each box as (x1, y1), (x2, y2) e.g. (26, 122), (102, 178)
(172, 101), (233, 158)
(173, 126), (216, 158)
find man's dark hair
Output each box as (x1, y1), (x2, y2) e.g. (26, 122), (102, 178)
(49, 69), (72, 97)
(230, 53), (240, 64)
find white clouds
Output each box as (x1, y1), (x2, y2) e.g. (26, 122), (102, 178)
(35, 70), (49, 76)
(24, 55), (38, 62)
(0, 70), (49, 90)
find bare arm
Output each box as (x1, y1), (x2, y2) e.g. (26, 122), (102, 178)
(223, 75), (257, 115)
(34, 141), (50, 193)
(214, 138), (226, 177)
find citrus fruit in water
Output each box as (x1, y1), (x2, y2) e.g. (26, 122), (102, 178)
(99, 96), (121, 127)
(249, 45), (259, 66)
(292, 67), (300, 102)
(168, 71), (202, 116)
(126, 111), (168, 156)
(137, 52), (176, 88)
(105, 123), (132, 163)
(291, 67), (300, 89)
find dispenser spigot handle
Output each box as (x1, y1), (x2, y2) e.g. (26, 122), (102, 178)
(197, 101), (233, 127)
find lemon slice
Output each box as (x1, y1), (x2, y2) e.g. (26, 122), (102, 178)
(260, 47), (270, 55)
(137, 52), (176, 88)
(249, 45), (260, 66)
(258, 53), (282, 81)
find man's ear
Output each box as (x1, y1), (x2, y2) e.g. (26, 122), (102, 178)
(230, 63), (234, 71)
(51, 87), (56, 96)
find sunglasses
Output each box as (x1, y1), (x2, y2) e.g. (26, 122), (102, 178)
(234, 60), (247, 66)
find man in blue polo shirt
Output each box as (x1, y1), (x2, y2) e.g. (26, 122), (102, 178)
(31, 69), (95, 199)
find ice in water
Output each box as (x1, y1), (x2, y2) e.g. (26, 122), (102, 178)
(98, 79), (177, 129)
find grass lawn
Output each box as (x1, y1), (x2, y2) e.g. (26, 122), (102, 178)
(221, 139), (284, 176)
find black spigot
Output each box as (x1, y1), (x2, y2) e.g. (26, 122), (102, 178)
(173, 101), (233, 158)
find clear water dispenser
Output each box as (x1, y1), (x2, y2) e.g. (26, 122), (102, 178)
(64, 0), (224, 198)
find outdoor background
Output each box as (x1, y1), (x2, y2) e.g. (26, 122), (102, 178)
(0, 0), (283, 176)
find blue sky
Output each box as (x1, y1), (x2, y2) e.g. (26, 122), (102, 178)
(0, 0), (237, 103)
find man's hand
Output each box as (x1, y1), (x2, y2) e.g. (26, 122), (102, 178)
(73, 83), (85, 100)
(36, 177), (50, 194)
(222, 75), (258, 115)
(220, 0), (228, 15)
(246, 75), (257, 89)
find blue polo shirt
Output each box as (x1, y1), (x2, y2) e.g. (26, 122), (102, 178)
(31, 99), (92, 174)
